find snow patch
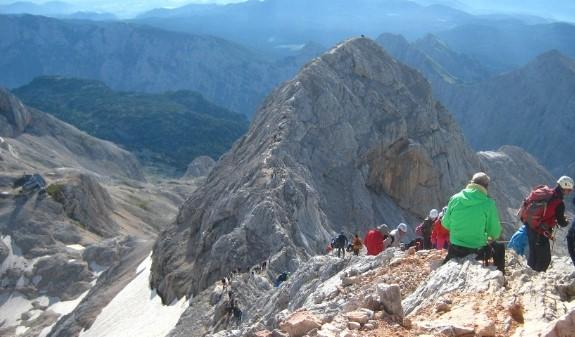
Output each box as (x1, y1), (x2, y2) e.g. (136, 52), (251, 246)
(49, 290), (89, 315)
(66, 244), (86, 251)
(478, 151), (507, 159)
(79, 255), (188, 337)
(0, 292), (33, 327)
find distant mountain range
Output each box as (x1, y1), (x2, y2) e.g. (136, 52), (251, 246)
(0, 14), (321, 116)
(439, 50), (575, 175)
(436, 21), (575, 72)
(0, 1), (117, 21)
(135, 0), (476, 49)
(14, 76), (249, 174)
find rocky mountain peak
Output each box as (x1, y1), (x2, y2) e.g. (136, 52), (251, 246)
(0, 88), (32, 137)
(528, 49), (575, 73)
(150, 37), (480, 303)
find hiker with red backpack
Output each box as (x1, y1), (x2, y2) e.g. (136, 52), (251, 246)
(518, 176), (573, 272)
(364, 224), (389, 255)
(442, 172), (505, 272)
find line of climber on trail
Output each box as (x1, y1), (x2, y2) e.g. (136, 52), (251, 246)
(323, 172), (574, 273)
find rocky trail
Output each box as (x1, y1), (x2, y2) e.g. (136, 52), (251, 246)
(174, 247), (574, 337)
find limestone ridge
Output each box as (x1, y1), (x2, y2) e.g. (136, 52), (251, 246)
(150, 37), (481, 303)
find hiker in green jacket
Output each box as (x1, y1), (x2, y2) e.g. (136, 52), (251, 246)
(442, 172), (505, 272)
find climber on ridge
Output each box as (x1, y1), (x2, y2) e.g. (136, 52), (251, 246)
(351, 233), (363, 256)
(431, 206), (449, 250)
(364, 224), (389, 255)
(519, 176), (573, 272)
(384, 223), (408, 249)
(333, 231), (349, 258)
(442, 172), (505, 272)
(418, 209), (438, 249)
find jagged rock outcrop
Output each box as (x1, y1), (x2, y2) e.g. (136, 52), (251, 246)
(184, 156), (216, 178)
(151, 37), (483, 303)
(0, 89), (144, 180)
(440, 50), (575, 175)
(47, 174), (119, 237)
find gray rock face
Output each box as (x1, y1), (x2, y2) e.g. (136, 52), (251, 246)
(184, 156), (216, 178)
(440, 50), (575, 175)
(48, 174), (118, 237)
(151, 37), (482, 303)
(0, 88), (31, 136)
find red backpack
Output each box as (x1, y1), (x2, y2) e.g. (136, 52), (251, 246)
(517, 185), (557, 230)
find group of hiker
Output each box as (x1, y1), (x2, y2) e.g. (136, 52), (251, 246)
(327, 172), (575, 273)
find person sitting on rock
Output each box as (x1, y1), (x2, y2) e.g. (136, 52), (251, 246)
(351, 234), (363, 256)
(431, 207), (450, 250)
(384, 223), (408, 249)
(442, 172), (505, 272)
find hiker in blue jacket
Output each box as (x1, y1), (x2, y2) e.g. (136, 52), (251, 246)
(508, 225), (528, 256)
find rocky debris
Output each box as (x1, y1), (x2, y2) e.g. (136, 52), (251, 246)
(151, 36), (484, 304)
(279, 310), (322, 337)
(32, 253), (93, 300)
(83, 236), (139, 271)
(184, 156), (216, 178)
(47, 173), (118, 237)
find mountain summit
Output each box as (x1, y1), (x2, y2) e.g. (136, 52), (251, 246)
(150, 37), (481, 303)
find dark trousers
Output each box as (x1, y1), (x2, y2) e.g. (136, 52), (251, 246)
(526, 225), (551, 272)
(337, 247), (345, 258)
(443, 242), (505, 272)
(423, 234), (432, 250)
(567, 224), (575, 267)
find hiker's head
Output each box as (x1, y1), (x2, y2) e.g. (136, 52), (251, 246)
(377, 224), (389, 234)
(471, 172), (490, 189)
(557, 176), (574, 195)
(398, 223), (408, 233)
(429, 209), (439, 220)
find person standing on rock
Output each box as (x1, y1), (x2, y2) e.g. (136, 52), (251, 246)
(442, 172), (505, 272)
(431, 207), (450, 250)
(384, 223), (408, 249)
(351, 234), (363, 255)
(520, 176), (573, 272)
(419, 209), (439, 249)
(334, 231), (349, 258)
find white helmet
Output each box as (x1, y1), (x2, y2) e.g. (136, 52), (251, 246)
(557, 176), (574, 190)
(429, 209), (439, 219)
(398, 223), (408, 233)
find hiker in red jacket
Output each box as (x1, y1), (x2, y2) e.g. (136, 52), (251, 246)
(522, 176), (573, 272)
(364, 224), (389, 255)
(431, 207), (450, 250)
